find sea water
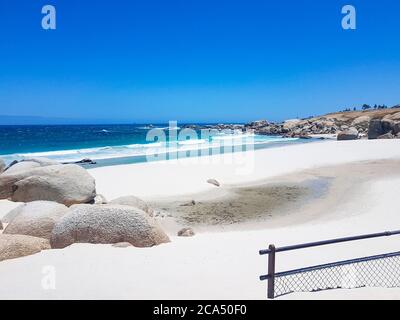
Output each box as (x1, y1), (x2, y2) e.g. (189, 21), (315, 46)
(0, 124), (314, 167)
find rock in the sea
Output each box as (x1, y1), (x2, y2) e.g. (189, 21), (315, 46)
(0, 159), (5, 174)
(50, 204), (170, 249)
(337, 127), (359, 141)
(0, 234), (50, 262)
(207, 179), (221, 187)
(4, 158), (59, 174)
(3, 201), (68, 239)
(92, 194), (108, 205)
(177, 227), (195, 237)
(109, 195), (153, 216)
(368, 119), (384, 139)
(0, 164), (96, 206)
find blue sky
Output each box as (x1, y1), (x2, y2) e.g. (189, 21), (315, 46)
(0, 0), (399, 124)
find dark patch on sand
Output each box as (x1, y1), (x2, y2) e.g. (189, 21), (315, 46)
(151, 183), (314, 226)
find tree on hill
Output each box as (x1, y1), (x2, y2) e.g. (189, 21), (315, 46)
(362, 104), (371, 110)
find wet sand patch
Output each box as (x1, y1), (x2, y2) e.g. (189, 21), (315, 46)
(150, 182), (320, 227)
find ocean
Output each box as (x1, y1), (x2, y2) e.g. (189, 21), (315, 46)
(0, 124), (313, 167)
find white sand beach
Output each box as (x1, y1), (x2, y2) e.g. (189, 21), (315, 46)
(1, 139), (400, 299)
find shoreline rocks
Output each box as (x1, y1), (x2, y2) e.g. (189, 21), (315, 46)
(337, 127), (359, 141)
(201, 108), (400, 141)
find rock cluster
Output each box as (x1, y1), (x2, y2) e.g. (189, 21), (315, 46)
(205, 109), (400, 141)
(0, 157), (171, 262)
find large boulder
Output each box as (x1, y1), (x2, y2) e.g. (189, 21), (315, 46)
(368, 119), (384, 139)
(381, 119), (396, 133)
(337, 127), (359, 141)
(1, 204), (25, 223)
(50, 205), (170, 249)
(0, 164), (96, 206)
(0, 234), (50, 262)
(3, 201), (68, 239)
(351, 116), (371, 132)
(0, 159), (5, 174)
(4, 158), (59, 174)
(109, 195), (153, 216)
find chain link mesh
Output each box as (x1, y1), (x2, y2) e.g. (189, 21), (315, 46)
(274, 253), (400, 298)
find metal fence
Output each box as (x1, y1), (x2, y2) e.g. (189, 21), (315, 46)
(259, 230), (400, 299)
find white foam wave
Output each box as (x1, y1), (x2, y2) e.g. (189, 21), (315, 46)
(3, 134), (300, 163)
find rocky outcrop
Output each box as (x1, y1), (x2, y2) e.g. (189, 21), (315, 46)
(3, 201), (68, 239)
(368, 119), (384, 139)
(368, 119), (400, 139)
(337, 128), (359, 141)
(0, 159), (5, 174)
(0, 164), (96, 206)
(50, 204), (170, 249)
(109, 195), (153, 216)
(221, 108), (400, 140)
(0, 234), (50, 262)
(351, 116), (371, 131)
(177, 228), (195, 237)
(0, 220), (3, 231)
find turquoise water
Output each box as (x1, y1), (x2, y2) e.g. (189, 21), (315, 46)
(0, 124), (313, 166)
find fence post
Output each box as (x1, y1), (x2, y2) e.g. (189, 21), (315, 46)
(267, 244), (276, 299)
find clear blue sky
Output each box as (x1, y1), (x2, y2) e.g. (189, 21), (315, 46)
(0, 0), (399, 124)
